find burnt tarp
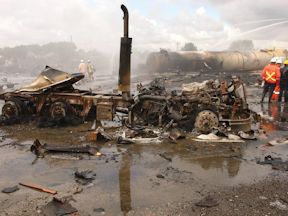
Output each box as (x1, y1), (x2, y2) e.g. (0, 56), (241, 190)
(18, 66), (84, 92)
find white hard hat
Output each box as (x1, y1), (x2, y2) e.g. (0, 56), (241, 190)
(80, 59), (84, 63)
(270, 57), (277, 63)
(276, 59), (282, 64)
(87, 59), (91, 63)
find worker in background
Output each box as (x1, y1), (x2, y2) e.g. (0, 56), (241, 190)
(278, 59), (288, 102)
(270, 58), (283, 101)
(78, 59), (87, 75)
(260, 57), (280, 103)
(276, 58), (283, 68)
(87, 60), (95, 81)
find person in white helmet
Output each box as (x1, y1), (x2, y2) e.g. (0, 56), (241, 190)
(261, 57), (280, 103)
(276, 58), (283, 68)
(78, 59), (87, 75)
(87, 60), (95, 81)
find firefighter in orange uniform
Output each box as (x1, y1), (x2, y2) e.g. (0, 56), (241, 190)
(260, 57), (281, 103)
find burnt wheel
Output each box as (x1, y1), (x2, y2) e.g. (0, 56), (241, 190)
(194, 110), (219, 134)
(2, 100), (22, 119)
(49, 102), (67, 120)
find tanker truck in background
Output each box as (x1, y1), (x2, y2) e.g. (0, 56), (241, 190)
(146, 49), (288, 73)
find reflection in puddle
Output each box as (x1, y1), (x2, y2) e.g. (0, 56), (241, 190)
(119, 152), (132, 215)
(260, 103), (288, 132)
(193, 157), (241, 177)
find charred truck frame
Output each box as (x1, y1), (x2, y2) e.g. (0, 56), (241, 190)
(0, 5), (252, 133)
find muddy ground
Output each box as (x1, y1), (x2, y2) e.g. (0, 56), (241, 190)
(1, 71), (288, 216)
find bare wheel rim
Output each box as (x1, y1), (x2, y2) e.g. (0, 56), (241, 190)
(50, 102), (67, 120)
(194, 110), (219, 134)
(2, 101), (20, 118)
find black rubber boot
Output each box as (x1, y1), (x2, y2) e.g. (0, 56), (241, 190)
(260, 93), (265, 103)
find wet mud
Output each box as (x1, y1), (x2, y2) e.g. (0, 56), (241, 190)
(1, 73), (288, 215)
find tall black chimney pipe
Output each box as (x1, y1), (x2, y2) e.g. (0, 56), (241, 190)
(118, 4), (132, 99)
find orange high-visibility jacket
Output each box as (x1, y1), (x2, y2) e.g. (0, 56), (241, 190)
(261, 64), (280, 84)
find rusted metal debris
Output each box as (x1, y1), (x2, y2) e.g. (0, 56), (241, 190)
(30, 139), (99, 157)
(19, 182), (57, 194)
(130, 76), (253, 134)
(88, 127), (112, 142)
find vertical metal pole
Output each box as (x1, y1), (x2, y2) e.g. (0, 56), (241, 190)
(118, 4), (132, 100)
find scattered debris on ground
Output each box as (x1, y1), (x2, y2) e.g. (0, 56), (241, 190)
(238, 131), (257, 140)
(0, 141), (24, 148)
(94, 207), (105, 214)
(194, 132), (245, 143)
(74, 169), (96, 185)
(257, 155), (288, 171)
(159, 152), (172, 162)
(89, 127), (112, 142)
(30, 139), (99, 157)
(50, 155), (83, 160)
(1, 185), (19, 194)
(168, 128), (186, 141)
(0, 134), (6, 142)
(131, 137), (162, 144)
(72, 185), (83, 195)
(270, 200), (288, 211)
(117, 136), (135, 144)
(156, 174), (165, 179)
(195, 195), (219, 208)
(268, 137), (288, 146)
(19, 182), (57, 194)
(42, 196), (78, 216)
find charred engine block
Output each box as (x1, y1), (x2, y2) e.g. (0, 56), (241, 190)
(129, 76), (252, 133)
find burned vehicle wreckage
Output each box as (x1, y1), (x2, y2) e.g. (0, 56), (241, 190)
(0, 67), (252, 133)
(0, 5), (253, 134)
(132, 76), (252, 133)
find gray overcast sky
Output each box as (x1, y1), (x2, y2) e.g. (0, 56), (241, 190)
(0, 0), (287, 53)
